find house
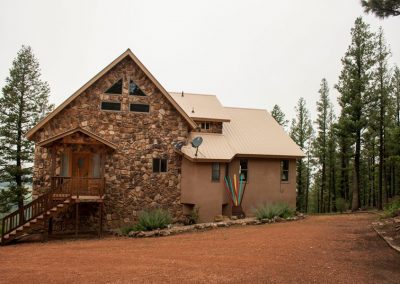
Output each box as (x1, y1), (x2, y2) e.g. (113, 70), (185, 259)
(1, 49), (303, 243)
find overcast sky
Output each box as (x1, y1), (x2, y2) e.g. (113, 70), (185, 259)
(0, 0), (399, 122)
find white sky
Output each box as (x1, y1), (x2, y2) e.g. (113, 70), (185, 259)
(0, 0), (399, 122)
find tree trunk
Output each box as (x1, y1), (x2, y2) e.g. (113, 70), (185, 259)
(352, 130), (361, 211)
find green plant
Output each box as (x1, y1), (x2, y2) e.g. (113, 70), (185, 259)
(134, 208), (172, 231)
(121, 226), (135, 235)
(383, 197), (400, 218)
(254, 203), (294, 220)
(183, 206), (199, 225)
(336, 198), (348, 213)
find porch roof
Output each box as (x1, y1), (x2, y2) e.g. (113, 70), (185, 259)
(37, 127), (117, 149)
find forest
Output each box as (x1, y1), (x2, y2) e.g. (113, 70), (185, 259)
(271, 16), (400, 213)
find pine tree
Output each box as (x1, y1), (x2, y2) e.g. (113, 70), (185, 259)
(0, 46), (53, 220)
(335, 17), (376, 211)
(361, 0), (400, 18)
(271, 104), (289, 130)
(314, 79), (331, 213)
(290, 97), (313, 212)
(371, 27), (392, 209)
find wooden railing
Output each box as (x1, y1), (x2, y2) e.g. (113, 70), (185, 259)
(1, 183), (66, 242)
(1, 176), (105, 243)
(52, 177), (105, 198)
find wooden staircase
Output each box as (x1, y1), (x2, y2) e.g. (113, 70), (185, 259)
(1, 181), (74, 245)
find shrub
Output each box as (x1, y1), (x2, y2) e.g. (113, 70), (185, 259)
(134, 208), (172, 231)
(254, 203), (294, 220)
(183, 206), (199, 225)
(383, 197), (400, 218)
(336, 198), (348, 213)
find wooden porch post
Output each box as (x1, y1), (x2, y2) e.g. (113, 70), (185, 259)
(98, 203), (103, 237)
(75, 202), (79, 237)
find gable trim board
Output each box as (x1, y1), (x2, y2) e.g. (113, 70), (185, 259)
(26, 49), (197, 140)
(37, 127), (117, 149)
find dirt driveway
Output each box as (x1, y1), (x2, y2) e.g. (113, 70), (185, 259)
(1, 214), (399, 283)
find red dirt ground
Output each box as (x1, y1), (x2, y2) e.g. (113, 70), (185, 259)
(1, 214), (399, 283)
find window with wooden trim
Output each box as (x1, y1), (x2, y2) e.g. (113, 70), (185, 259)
(105, 79), (122, 94)
(130, 103), (150, 113)
(239, 159), (248, 181)
(101, 101), (121, 111)
(281, 160), (289, 182)
(200, 122), (210, 130)
(61, 153), (70, 176)
(211, 162), (220, 182)
(129, 80), (146, 96)
(153, 158), (167, 173)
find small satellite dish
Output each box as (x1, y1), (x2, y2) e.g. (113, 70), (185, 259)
(173, 141), (184, 151)
(191, 137), (203, 157)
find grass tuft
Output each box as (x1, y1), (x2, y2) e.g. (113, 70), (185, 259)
(254, 203), (295, 220)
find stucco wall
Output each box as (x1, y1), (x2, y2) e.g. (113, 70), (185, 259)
(181, 158), (297, 222)
(31, 56), (190, 229)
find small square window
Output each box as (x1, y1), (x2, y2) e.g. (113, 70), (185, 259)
(101, 101), (121, 111)
(239, 159), (248, 181)
(153, 158), (167, 173)
(281, 160), (289, 182)
(211, 163), (220, 182)
(200, 122), (210, 130)
(130, 103), (150, 113)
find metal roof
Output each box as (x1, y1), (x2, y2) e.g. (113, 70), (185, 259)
(178, 98), (305, 161)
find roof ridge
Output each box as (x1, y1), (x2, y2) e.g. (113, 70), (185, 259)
(224, 106), (267, 111)
(169, 92), (217, 97)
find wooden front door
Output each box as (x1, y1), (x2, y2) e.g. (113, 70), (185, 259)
(72, 153), (91, 178)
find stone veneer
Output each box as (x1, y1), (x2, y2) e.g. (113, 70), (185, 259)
(31, 56), (190, 229)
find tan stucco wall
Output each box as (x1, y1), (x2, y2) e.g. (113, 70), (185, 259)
(181, 158), (296, 222)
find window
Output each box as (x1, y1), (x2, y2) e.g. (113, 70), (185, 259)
(211, 163), (220, 182)
(200, 122), (210, 130)
(281, 160), (289, 182)
(101, 101), (121, 111)
(129, 80), (146, 96)
(239, 159), (248, 181)
(61, 153), (69, 176)
(105, 79), (122, 94)
(153, 158), (167, 173)
(92, 154), (101, 178)
(130, 103), (150, 113)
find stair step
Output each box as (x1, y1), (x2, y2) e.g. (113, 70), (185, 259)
(57, 204), (64, 208)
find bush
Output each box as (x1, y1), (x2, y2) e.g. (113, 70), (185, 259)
(383, 197), (400, 218)
(183, 206), (199, 225)
(335, 198), (348, 213)
(134, 208), (172, 231)
(254, 203), (295, 220)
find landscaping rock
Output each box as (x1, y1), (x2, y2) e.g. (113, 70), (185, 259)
(214, 215), (224, 222)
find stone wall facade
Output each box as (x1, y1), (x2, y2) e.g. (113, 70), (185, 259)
(195, 121), (223, 134)
(31, 56), (190, 229)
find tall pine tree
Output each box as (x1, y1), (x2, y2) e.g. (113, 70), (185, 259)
(271, 104), (289, 131)
(290, 97), (313, 212)
(335, 17), (376, 211)
(0, 46), (53, 219)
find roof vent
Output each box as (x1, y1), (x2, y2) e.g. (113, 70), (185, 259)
(181, 91), (184, 97)
(191, 107), (195, 113)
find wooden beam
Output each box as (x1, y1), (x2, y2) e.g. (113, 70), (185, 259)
(99, 203), (103, 238)
(75, 203), (79, 237)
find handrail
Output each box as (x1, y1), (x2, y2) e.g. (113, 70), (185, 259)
(1, 180), (69, 242)
(1, 176), (105, 243)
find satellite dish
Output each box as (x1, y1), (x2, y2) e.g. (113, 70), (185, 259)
(173, 141), (184, 151)
(191, 137), (203, 148)
(191, 137), (203, 157)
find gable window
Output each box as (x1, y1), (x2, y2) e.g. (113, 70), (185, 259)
(281, 160), (289, 182)
(153, 158), (167, 173)
(105, 79), (122, 94)
(239, 159), (248, 181)
(101, 101), (121, 111)
(130, 103), (150, 113)
(211, 163), (220, 182)
(129, 80), (146, 96)
(200, 122), (210, 130)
